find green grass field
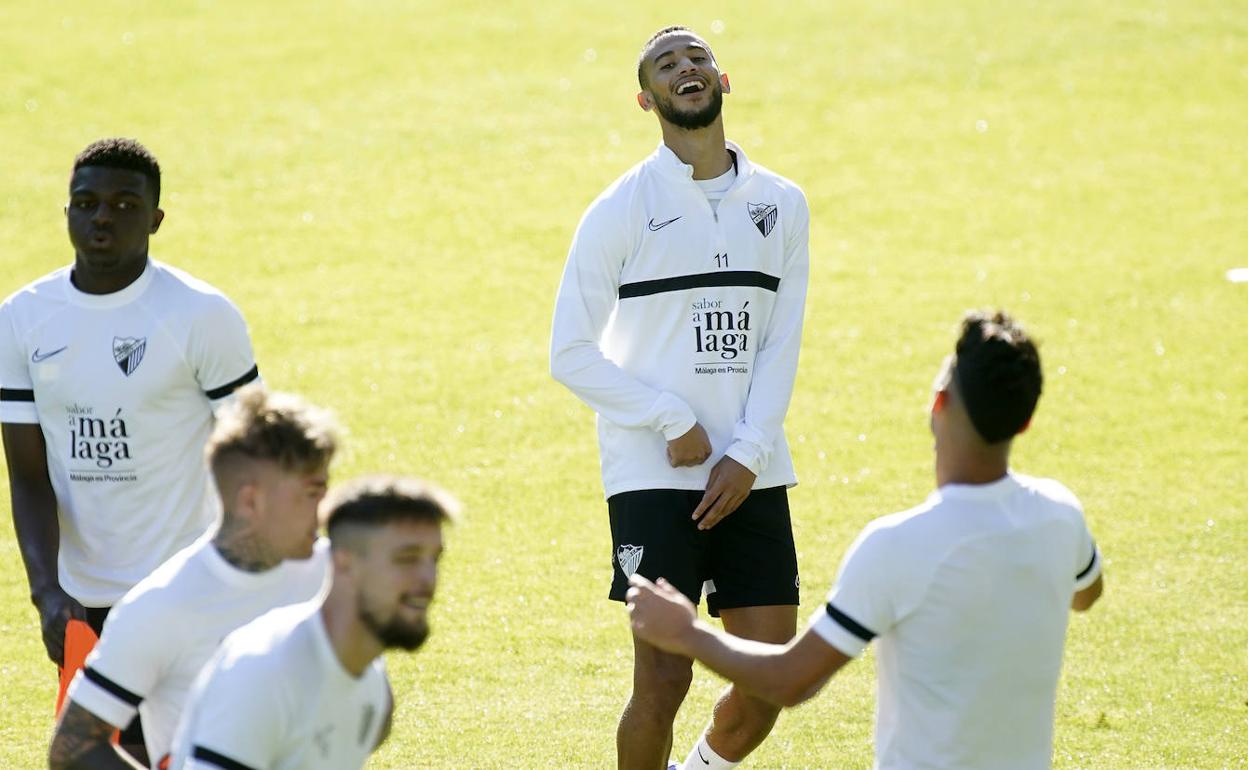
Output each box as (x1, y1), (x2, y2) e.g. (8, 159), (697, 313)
(2, 1), (1245, 766)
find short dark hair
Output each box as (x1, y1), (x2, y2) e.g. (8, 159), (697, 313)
(73, 138), (162, 206)
(637, 25), (711, 90)
(323, 475), (460, 544)
(951, 310), (1043, 444)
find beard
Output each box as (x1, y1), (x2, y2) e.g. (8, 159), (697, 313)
(360, 603), (430, 651)
(653, 84), (723, 130)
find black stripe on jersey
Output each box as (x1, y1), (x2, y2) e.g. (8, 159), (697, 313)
(192, 746), (261, 770)
(1076, 545), (1099, 581)
(825, 602), (877, 643)
(82, 666), (144, 707)
(618, 270), (780, 299)
(0, 388), (35, 402)
(204, 365), (260, 400)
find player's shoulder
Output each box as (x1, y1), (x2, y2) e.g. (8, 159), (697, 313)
(1, 266), (71, 313)
(222, 601), (319, 662)
(585, 154), (653, 213)
(1011, 471), (1084, 513)
(734, 145), (807, 201)
(147, 260), (246, 318)
(107, 538), (212, 632)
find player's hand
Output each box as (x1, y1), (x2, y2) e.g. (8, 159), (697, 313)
(35, 587), (88, 666)
(691, 456), (756, 530)
(666, 423), (712, 467)
(626, 574), (697, 655)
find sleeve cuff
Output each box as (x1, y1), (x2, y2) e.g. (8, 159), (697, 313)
(808, 602), (875, 659)
(724, 443), (763, 476)
(652, 392), (697, 440)
(1074, 545), (1102, 591)
(0, 388), (38, 423)
(66, 669), (140, 731)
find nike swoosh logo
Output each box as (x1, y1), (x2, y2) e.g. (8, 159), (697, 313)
(31, 346), (68, 363)
(648, 216), (682, 232)
(698, 745), (710, 764)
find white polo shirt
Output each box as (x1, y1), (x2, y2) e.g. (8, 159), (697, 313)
(66, 537), (330, 764)
(169, 602), (391, 770)
(811, 472), (1101, 770)
(551, 141), (809, 497)
(0, 260), (259, 605)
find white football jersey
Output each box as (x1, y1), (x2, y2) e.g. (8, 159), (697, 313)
(0, 260), (259, 605)
(170, 603), (391, 770)
(67, 537), (330, 765)
(810, 472), (1102, 770)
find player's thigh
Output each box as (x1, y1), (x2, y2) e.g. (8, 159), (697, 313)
(705, 486), (799, 618)
(608, 488), (704, 604)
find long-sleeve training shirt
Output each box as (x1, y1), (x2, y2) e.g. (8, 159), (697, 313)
(551, 141), (809, 498)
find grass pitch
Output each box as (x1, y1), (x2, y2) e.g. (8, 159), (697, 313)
(2, 1), (1245, 766)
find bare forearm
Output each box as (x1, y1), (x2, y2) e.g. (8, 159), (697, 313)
(50, 704), (145, 770)
(9, 478), (61, 601)
(681, 622), (818, 707)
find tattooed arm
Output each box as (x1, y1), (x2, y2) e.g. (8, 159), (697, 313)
(48, 701), (145, 770)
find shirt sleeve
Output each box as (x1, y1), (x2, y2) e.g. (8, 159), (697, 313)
(1074, 522), (1101, 592)
(180, 654), (284, 770)
(189, 295), (261, 412)
(809, 521), (899, 658)
(549, 199), (697, 439)
(65, 592), (169, 729)
(0, 301), (37, 424)
(724, 190), (810, 475)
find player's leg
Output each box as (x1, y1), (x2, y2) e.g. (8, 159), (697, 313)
(685, 487), (799, 767)
(693, 605), (797, 766)
(619, 635), (694, 769)
(608, 489), (706, 770)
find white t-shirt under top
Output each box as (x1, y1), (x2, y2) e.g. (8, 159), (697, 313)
(694, 165), (737, 214)
(810, 472), (1101, 770)
(170, 602), (391, 770)
(67, 537), (330, 765)
(0, 260), (259, 605)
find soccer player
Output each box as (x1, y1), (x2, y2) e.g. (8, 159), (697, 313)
(627, 310), (1105, 770)
(167, 475), (459, 770)
(47, 386), (336, 769)
(0, 138), (260, 727)
(550, 25), (810, 770)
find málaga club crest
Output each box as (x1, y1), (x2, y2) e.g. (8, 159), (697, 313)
(748, 202), (778, 238)
(616, 544), (644, 578)
(113, 336), (146, 376)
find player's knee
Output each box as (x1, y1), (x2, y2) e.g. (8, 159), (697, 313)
(720, 687), (782, 733)
(633, 654), (694, 707)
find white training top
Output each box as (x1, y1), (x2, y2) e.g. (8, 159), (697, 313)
(67, 537), (330, 764)
(551, 141), (810, 497)
(0, 260), (259, 605)
(169, 602), (391, 770)
(810, 472), (1102, 770)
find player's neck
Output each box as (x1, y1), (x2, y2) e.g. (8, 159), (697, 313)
(935, 445), (1010, 487)
(660, 120), (733, 179)
(213, 518), (282, 573)
(70, 254), (148, 295)
(320, 593), (383, 677)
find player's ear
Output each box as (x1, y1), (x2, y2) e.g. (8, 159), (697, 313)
(150, 208), (164, 234)
(637, 90), (654, 111)
(931, 389), (949, 415)
(720, 73), (730, 94)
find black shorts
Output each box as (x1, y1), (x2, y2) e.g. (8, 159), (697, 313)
(608, 486), (799, 617)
